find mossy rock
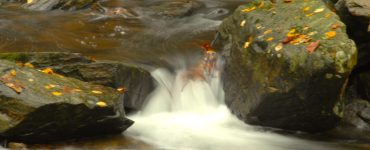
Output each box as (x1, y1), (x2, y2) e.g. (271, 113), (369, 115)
(215, 0), (357, 132)
(0, 59), (133, 143)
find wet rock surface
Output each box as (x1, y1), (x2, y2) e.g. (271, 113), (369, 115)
(0, 59), (133, 143)
(215, 0), (357, 132)
(0, 52), (154, 111)
(23, 0), (97, 11)
(147, 0), (205, 18)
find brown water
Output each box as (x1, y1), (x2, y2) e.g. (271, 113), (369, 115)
(1, 0), (370, 150)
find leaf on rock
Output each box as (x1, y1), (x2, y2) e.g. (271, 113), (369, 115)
(24, 62), (34, 68)
(241, 6), (256, 13)
(117, 87), (127, 93)
(325, 31), (336, 39)
(92, 90), (103, 94)
(27, 0), (33, 4)
(313, 8), (325, 13)
(306, 40), (320, 54)
(240, 20), (246, 27)
(41, 68), (55, 74)
(266, 37), (274, 42)
(52, 91), (62, 96)
(10, 70), (16, 76)
(96, 101), (108, 107)
(275, 43), (283, 52)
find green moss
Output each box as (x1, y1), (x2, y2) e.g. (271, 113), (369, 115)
(0, 53), (29, 62)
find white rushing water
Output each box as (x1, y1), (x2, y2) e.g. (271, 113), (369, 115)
(125, 56), (343, 150)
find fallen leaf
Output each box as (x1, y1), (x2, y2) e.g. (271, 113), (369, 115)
(44, 84), (57, 89)
(258, 1), (264, 8)
(303, 6), (310, 12)
(24, 62), (34, 68)
(10, 70), (16, 76)
(240, 20), (246, 27)
(96, 101), (108, 107)
(284, 0), (293, 3)
(92, 90), (103, 94)
(5, 83), (23, 94)
(266, 37), (274, 41)
(117, 87), (127, 93)
(28, 78), (34, 82)
(241, 6), (256, 13)
(27, 0), (33, 4)
(275, 43), (283, 51)
(52, 91), (62, 96)
(306, 40), (320, 53)
(331, 23), (341, 30)
(325, 31), (336, 39)
(72, 88), (82, 92)
(41, 68), (55, 74)
(263, 29), (273, 35)
(243, 36), (254, 49)
(314, 8), (325, 13)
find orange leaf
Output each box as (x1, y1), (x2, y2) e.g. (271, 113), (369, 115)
(325, 31), (336, 39)
(306, 40), (320, 54)
(41, 68), (55, 74)
(24, 62), (34, 68)
(10, 70), (16, 76)
(117, 87), (127, 93)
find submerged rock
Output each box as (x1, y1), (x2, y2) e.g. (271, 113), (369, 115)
(0, 59), (133, 143)
(147, 0), (204, 18)
(0, 52), (154, 111)
(214, 0), (357, 132)
(23, 0), (97, 11)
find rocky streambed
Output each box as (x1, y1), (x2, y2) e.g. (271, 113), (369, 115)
(0, 0), (369, 149)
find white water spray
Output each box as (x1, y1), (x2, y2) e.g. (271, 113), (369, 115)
(126, 56), (343, 150)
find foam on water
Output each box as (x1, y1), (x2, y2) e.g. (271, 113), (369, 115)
(126, 58), (342, 150)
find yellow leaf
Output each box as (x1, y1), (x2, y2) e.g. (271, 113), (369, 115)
(303, 7), (310, 12)
(10, 70), (16, 76)
(28, 78), (34, 82)
(52, 91), (62, 96)
(314, 8), (325, 13)
(92, 90), (103, 94)
(117, 87), (127, 93)
(45, 84), (56, 89)
(27, 0), (33, 4)
(73, 88), (82, 92)
(240, 20), (246, 27)
(241, 6), (256, 13)
(325, 31), (336, 39)
(258, 1), (264, 8)
(24, 62), (34, 68)
(96, 101), (108, 107)
(41, 68), (55, 74)
(275, 43), (283, 51)
(263, 29), (273, 35)
(266, 37), (274, 41)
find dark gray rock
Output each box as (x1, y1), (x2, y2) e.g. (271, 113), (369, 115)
(23, 0), (97, 11)
(0, 52), (154, 111)
(214, 0), (357, 132)
(0, 59), (133, 143)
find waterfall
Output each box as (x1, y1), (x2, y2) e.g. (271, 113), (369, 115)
(125, 55), (342, 150)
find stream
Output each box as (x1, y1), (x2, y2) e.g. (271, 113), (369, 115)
(0, 0), (369, 149)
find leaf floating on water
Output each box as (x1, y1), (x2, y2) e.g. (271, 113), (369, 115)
(325, 31), (336, 39)
(241, 6), (256, 13)
(96, 101), (108, 107)
(306, 40), (320, 54)
(52, 91), (62, 96)
(92, 90), (103, 94)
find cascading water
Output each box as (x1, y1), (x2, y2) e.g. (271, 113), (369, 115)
(125, 54), (344, 150)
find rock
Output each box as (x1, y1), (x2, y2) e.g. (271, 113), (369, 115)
(51, 61), (154, 111)
(335, 0), (370, 68)
(214, 0), (357, 132)
(7, 142), (27, 149)
(147, 0), (204, 18)
(0, 59), (133, 143)
(23, 0), (97, 11)
(352, 71), (370, 101)
(0, 52), (154, 111)
(327, 100), (370, 142)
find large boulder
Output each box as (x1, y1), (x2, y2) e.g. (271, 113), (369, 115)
(335, 0), (370, 68)
(214, 0), (357, 132)
(0, 59), (133, 143)
(0, 52), (154, 111)
(23, 0), (97, 11)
